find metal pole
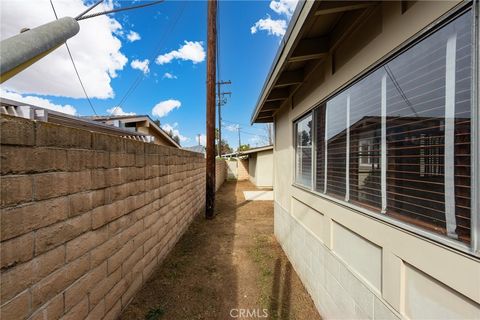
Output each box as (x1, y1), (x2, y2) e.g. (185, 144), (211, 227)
(0, 17), (79, 83)
(206, 0), (217, 219)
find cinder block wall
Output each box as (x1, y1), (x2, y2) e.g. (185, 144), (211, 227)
(215, 159), (226, 191)
(0, 115), (206, 320)
(237, 159), (249, 181)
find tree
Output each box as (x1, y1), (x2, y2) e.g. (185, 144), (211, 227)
(216, 139), (232, 156)
(264, 123), (273, 145)
(166, 129), (181, 146)
(239, 144), (250, 151)
(172, 135), (180, 145)
(153, 119), (161, 127)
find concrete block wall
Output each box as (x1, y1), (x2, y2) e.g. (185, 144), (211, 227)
(274, 202), (399, 320)
(215, 159), (226, 191)
(0, 114), (205, 320)
(237, 159), (249, 181)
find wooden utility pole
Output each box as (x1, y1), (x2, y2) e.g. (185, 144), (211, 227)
(216, 80), (231, 156)
(205, 0), (217, 219)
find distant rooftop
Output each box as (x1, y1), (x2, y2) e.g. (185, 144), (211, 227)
(183, 145), (206, 154)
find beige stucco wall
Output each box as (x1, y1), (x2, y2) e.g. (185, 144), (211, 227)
(248, 149), (273, 188)
(136, 125), (174, 147)
(273, 1), (479, 319)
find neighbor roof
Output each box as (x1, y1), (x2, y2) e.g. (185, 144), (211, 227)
(0, 98), (150, 140)
(251, 1), (380, 123)
(183, 145), (206, 154)
(86, 114), (181, 148)
(222, 145), (273, 157)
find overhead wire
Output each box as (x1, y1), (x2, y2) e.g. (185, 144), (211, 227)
(114, 1), (188, 110)
(50, 0), (98, 115)
(75, 0), (104, 20)
(76, 0), (165, 21)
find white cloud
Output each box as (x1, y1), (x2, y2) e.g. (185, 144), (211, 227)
(225, 124), (239, 132)
(130, 59), (150, 74)
(269, 0), (298, 17)
(0, 0), (127, 99)
(195, 134), (206, 146)
(161, 123), (189, 142)
(251, 15), (287, 37)
(155, 41), (206, 65)
(0, 88), (77, 115)
(106, 106), (136, 116)
(126, 30), (141, 42)
(163, 72), (177, 79)
(151, 99), (181, 118)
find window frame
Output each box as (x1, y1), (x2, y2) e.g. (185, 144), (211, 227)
(291, 2), (479, 256)
(294, 112), (314, 189)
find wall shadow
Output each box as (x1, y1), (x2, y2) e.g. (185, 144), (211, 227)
(120, 181), (240, 320)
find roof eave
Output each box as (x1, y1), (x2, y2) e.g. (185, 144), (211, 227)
(250, 0), (312, 124)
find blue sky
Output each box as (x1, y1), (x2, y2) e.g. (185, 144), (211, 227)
(1, 0), (298, 148)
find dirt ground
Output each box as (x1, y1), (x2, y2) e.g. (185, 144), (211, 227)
(121, 181), (322, 320)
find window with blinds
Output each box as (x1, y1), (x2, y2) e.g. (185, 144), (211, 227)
(294, 9), (473, 245)
(384, 10), (472, 243)
(295, 114), (312, 187)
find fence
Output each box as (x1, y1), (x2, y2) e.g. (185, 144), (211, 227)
(0, 114), (205, 319)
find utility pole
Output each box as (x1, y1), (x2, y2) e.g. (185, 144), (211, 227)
(0, 1), (164, 83)
(238, 126), (241, 152)
(0, 17), (79, 83)
(205, 0), (217, 219)
(216, 80), (231, 156)
(197, 134), (201, 146)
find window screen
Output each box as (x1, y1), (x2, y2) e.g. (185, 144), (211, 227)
(349, 69), (383, 210)
(295, 114), (312, 187)
(384, 10), (472, 242)
(326, 93), (348, 199)
(299, 9), (473, 245)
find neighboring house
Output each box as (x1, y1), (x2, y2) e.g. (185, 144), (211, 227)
(88, 115), (180, 148)
(183, 145), (206, 155)
(251, 1), (479, 319)
(222, 145), (274, 188)
(0, 98), (151, 141)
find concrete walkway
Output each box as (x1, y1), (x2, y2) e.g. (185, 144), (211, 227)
(120, 181), (321, 320)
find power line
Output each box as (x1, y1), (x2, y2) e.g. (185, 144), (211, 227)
(75, 0), (104, 20)
(50, 0), (97, 115)
(222, 119), (266, 133)
(115, 1), (187, 110)
(222, 119), (256, 128)
(76, 0), (165, 21)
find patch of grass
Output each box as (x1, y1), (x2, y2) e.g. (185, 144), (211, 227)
(248, 235), (277, 317)
(145, 307), (164, 320)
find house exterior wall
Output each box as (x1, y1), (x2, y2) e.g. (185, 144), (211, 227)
(0, 115), (205, 320)
(136, 125), (175, 147)
(273, 1), (480, 319)
(248, 150), (274, 188)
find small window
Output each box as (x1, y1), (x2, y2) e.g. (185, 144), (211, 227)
(295, 114), (313, 187)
